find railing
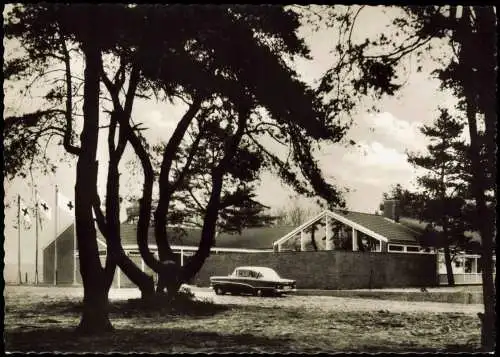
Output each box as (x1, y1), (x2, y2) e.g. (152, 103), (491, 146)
(438, 273), (496, 285)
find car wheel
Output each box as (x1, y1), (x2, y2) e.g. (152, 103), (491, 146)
(215, 287), (225, 295)
(254, 289), (264, 297)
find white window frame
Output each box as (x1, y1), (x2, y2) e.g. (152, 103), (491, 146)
(388, 244), (405, 252)
(405, 246), (421, 253)
(388, 244), (430, 254)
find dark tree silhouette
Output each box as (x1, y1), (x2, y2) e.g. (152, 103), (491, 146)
(318, 5), (496, 350)
(4, 4), (351, 333)
(407, 108), (470, 286)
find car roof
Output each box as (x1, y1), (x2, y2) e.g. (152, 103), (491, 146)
(235, 266), (278, 274)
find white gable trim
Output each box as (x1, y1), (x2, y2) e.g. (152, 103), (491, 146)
(325, 210), (388, 243)
(273, 210), (389, 249)
(273, 211), (330, 247)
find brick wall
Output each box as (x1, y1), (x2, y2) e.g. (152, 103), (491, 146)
(193, 251), (438, 289)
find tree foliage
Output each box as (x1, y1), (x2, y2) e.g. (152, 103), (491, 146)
(407, 108), (471, 285)
(4, 4), (353, 333)
(327, 5), (495, 348)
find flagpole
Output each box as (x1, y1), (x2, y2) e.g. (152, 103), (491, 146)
(17, 195), (22, 285)
(35, 189), (39, 285)
(54, 185), (58, 286)
(73, 213), (77, 285)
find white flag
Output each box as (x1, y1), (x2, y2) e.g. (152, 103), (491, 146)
(20, 199), (32, 230)
(57, 191), (74, 215)
(37, 195), (52, 221)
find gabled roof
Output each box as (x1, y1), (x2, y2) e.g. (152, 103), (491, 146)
(398, 217), (485, 244)
(94, 224), (295, 250)
(331, 210), (423, 245)
(216, 226), (296, 249)
(273, 209), (424, 248)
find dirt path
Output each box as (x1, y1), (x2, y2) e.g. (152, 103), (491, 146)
(204, 293), (483, 315)
(5, 285), (483, 315)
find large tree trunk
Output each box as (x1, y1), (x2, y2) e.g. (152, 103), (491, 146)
(442, 243), (455, 286)
(181, 167), (224, 283)
(441, 224), (455, 286)
(154, 97), (202, 294)
(466, 102), (496, 352)
(472, 7), (497, 352)
(459, 7), (496, 350)
(106, 151), (155, 298)
(75, 39), (112, 334)
(181, 104), (250, 286)
(99, 64), (156, 298)
(124, 113), (175, 293)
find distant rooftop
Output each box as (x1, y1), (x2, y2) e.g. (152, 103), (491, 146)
(95, 224), (296, 250)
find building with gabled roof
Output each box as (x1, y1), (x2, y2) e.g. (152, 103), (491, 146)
(42, 222), (295, 287)
(273, 205), (432, 254)
(42, 199), (493, 287)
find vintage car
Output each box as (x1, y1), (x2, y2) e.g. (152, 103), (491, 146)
(210, 266), (296, 296)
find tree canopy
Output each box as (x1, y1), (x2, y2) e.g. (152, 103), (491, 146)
(4, 4), (354, 333)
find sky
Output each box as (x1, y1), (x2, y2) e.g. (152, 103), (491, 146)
(2, 5), (459, 273)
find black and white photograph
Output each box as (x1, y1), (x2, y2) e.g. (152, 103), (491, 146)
(2, 3), (497, 353)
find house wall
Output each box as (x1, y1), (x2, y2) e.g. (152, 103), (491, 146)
(119, 255), (148, 288)
(49, 239), (436, 289)
(43, 225), (75, 284)
(57, 231), (75, 283)
(72, 251), (188, 288)
(193, 250), (438, 289)
(43, 241), (55, 284)
(75, 254), (119, 288)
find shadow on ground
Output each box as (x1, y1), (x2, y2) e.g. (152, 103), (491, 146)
(5, 327), (292, 353)
(5, 326), (482, 353)
(27, 296), (231, 318)
(5, 287), (484, 353)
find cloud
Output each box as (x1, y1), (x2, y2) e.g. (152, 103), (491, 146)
(323, 140), (419, 187)
(354, 141), (409, 169)
(365, 112), (426, 151)
(146, 110), (175, 129)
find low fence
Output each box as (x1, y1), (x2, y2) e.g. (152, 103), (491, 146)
(193, 250), (438, 290)
(438, 273), (496, 285)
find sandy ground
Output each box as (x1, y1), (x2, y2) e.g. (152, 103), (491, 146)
(6, 285), (483, 315)
(4, 285), (485, 352)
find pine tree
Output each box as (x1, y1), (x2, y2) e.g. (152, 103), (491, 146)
(407, 108), (470, 286)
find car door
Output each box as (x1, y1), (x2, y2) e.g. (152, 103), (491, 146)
(237, 269), (254, 294)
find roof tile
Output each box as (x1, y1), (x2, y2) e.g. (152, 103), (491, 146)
(96, 224), (296, 250)
(332, 209), (422, 245)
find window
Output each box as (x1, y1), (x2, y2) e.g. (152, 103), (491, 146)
(237, 270), (251, 278)
(389, 245), (404, 252)
(464, 258), (474, 273)
(406, 246), (420, 253)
